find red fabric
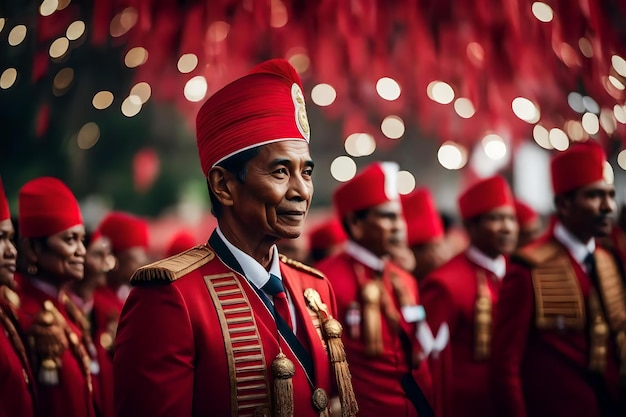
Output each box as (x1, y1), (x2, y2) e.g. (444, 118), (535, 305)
(514, 200), (538, 228)
(16, 276), (95, 417)
(164, 230), (198, 257)
(99, 212), (149, 253)
(317, 252), (434, 417)
(114, 236), (336, 417)
(91, 293), (119, 417)
(308, 219), (347, 250)
(0, 298), (35, 417)
(551, 141), (606, 194)
(0, 178), (10, 221)
(333, 162), (399, 219)
(420, 252), (503, 417)
(401, 188), (444, 246)
(196, 59), (309, 175)
(458, 175), (514, 220)
(491, 235), (621, 417)
(18, 177), (82, 238)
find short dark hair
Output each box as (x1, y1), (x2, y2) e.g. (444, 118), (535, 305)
(341, 208), (370, 240)
(208, 146), (261, 218)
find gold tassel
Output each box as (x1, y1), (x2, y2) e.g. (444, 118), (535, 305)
(271, 353), (295, 417)
(589, 290), (609, 373)
(361, 281), (383, 356)
(39, 358), (60, 385)
(474, 271), (492, 361)
(322, 318), (359, 417)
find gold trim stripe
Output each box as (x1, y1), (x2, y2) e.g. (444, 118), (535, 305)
(205, 273), (271, 417)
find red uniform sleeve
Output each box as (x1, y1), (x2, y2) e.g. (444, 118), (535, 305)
(113, 284), (195, 417)
(490, 263), (534, 417)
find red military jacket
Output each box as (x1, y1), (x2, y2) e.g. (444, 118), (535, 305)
(491, 233), (623, 417)
(0, 286), (36, 417)
(17, 276), (95, 417)
(420, 250), (504, 417)
(114, 232), (342, 417)
(91, 290), (119, 417)
(317, 249), (433, 417)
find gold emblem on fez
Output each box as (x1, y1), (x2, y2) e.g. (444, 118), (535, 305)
(291, 83), (310, 141)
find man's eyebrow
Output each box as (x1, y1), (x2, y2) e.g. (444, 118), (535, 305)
(270, 158), (315, 169)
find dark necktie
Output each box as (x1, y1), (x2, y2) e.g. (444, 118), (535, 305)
(584, 252), (597, 279)
(263, 274), (293, 331)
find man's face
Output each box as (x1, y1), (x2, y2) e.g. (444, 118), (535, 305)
(350, 200), (406, 258)
(466, 205), (518, 258)
(411, 237), (451, 279)
(557, 180), (616, 241)
(85, 236), (115, 287)
(0, 219), (17, 287)
(229, 140), (314, 241)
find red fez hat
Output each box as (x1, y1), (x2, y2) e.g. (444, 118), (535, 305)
(551, 141), (607, 195)
(458, 175), (514, 220)
(99, 211), (149, 253)
(309, 219), (347, 250)
(514, 200), (538, 228)
(18, 177), (83, 238)
(196, 59), (310, 176)
(165, 230), (198, 257)
(0, 178), (10, 222)
(401, 188), (444, 246)
(333, 162), (400, 219)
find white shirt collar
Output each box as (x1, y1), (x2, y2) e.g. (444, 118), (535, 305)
(466, 245), (507, 279)
(344, 240), (385, 272)
(553, 221), (595, 268)
(216, 226), (282, 290)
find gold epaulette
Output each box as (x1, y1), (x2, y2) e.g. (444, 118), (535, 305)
(514, 240), (562, 266)
(278, 254), (325, 279)
(131, 245), (215, 284)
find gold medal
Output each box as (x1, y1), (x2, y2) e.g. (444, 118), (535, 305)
(311, 387), (328, 412)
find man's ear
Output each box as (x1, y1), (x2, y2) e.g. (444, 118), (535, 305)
(554, 194), (571, 218)
(346, 212), (363, 241)
(208, 167), (235, 208)
(20, 237), (40, 265)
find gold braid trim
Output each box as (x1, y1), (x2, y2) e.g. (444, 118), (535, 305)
(516, 241), (586, 331)
(474, 270), (492, 361)
(204, 273), (271, 417)
(131, 245), (215, 284)
(279, 255), (325, 280)
(588, 289), (609, 373)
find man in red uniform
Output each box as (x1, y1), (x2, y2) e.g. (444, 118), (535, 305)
(114, 59), (357, 417)
(491, 142), (626, 417)
(401, 187), (451, 282)
(317, 162), (434, 417)
(0, 178), (36, 417)
(420, 175), (518, 417)
(514, 199), (543, 247)
(17, 177), (95, 417)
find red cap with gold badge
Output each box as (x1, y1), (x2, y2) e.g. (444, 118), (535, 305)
(458, 175), (514, 220)
(18, 177), (83, 238)
(196, 59), (310, 176)
(333, 162), (400, 219)
(99, 211), (149, 253)
(401, 187), (444, 246)
(551, 141), (607, 195)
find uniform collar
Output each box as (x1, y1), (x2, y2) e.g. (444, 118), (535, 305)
(466, 245), (507, 279)
(554, 221), (595, 267)
(215, 226), (282, 290)
(29, 277), (61, 300)
(344, 240), (385, 272)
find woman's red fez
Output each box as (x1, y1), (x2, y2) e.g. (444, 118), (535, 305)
(309, 219), (347, 250)
(551, 141), (607, 195)
(0, 178), (10, 222)
(196, 59), (310, 176)
(99, 211), (149, 253)
(401, 188), (444, 246)
(514, 200), (538, 227)
(18, 177), (83, 238)
(333, 162), (400, 219)
(458, 175), (514, 220)
(165, 230), (198, 257)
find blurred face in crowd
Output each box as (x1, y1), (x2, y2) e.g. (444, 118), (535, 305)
(556, 180), (616, 242)
(110, 247), (149, 286)
(411, 237), (452, 279)
(466, 205), (518, 258)
(517, 217), (543, 248)
(31, 224), (86, 283)
(212, 141), (314, 248)
(0, 219), (17, 287)
(85, 236), (116, 288)
(348, 200), (406, 258)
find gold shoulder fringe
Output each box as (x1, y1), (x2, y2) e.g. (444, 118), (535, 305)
(515, 240), (562, 266)
(278, 254), (325, 280)
(131, 245), (215, 284)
